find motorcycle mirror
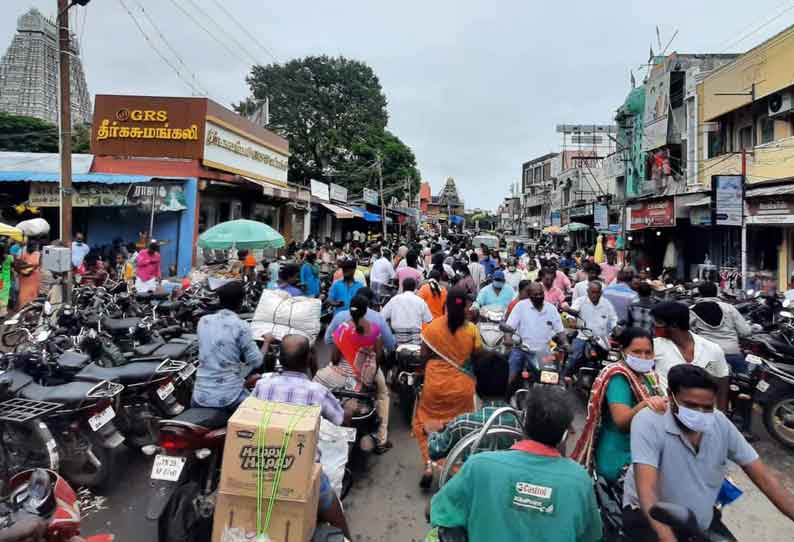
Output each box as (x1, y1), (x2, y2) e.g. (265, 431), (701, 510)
(650, 502), (701, 536)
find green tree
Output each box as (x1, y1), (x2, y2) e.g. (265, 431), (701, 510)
(0, 112), (91, 153)
(237, 55), (420, 199)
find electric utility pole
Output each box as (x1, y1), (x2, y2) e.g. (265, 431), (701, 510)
(58, 0), (73, 246)
(377, 152), (386, 239)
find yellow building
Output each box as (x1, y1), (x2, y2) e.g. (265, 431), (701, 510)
(697, 25), (794, 288)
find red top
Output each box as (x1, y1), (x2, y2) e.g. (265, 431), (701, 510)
(511, 439), (561, 457)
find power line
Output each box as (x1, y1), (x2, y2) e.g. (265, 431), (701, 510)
(209, 0), (279, 63)
(170, 0), (258, 67)
(117, 0), (205, 96)
(130, 0), (210, 97)
(718, 0), (794, 52)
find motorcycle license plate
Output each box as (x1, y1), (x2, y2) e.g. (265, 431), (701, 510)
(157, 381), (175, 400)
(88, 406), (116, 432)
(150, 455), (186, 481)
(756, 380), (770, 392)
(540, 371), (560, 385)
(179, 364), (197, 380)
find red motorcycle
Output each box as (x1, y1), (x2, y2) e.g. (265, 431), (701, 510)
(0, 468), (113, 542)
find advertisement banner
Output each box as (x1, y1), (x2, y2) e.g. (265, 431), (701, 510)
(329, 183), (347, 202)
(551, 211), (561, 226)
(594, 203), (609, 230)
(29, 183), (129, 207)
(746, 197), (794, 224)
(711, 175), (743, 227)
(126, 183), (188, 212)
(203, 120), (288, 187)
(363, 188), (379, 206)
(570, 203), (593, 217)
(629, 198), (675, 230)
(642, 71), (670, 151)
(310, 179), (329, 201)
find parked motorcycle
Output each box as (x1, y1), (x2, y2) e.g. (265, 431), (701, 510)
(753, 354), (794, 450)
(0, 468), (113, 542)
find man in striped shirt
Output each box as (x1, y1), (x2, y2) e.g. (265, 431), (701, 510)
(427, 352), (523, 461)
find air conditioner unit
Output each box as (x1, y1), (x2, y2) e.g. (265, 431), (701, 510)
(768, 91), (794, 117)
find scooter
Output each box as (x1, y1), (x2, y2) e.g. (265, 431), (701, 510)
(0, 468), (114, 542)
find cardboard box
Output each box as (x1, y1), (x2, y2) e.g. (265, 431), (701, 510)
(212, 464), (320, 542)
(219, 397), (320, 501)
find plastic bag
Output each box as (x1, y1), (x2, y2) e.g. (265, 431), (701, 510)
(317, 419), (353, 496)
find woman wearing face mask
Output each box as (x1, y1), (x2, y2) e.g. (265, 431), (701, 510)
(571, 327), (667, 483)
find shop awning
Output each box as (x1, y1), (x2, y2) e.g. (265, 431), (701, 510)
(682, 196), (711, 207)
(0, 171), (153, 184)
(320, 202), (359, 219)
(0, 151), (93, 174)
(353, 207), (382, 222)
(746, 183), (794, 198)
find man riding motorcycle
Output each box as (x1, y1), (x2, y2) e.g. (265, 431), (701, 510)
(472, 270), (516, 313)
(504, 282), (569, 383)
(192, 280), (268, 410)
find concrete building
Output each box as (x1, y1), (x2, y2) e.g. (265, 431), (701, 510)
(0, 8), (92, 126)
(698, 25), (794, 288)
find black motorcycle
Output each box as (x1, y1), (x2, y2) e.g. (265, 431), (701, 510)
(391, 328), (424, 425)
(754, 354), (794, 450)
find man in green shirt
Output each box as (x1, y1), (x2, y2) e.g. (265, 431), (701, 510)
(427, 351), (522, 461)
(429, 387), (602, 542)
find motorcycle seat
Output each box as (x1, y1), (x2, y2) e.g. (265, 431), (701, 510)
(18, 380), (96, 405)
(169, 408), (231, 430)
(102, 317), (142, 332)
(154, 342), (191, 360)
(156, 301), (180, 312)
(136, 292), (169, 301)
(134, 342), (165, 357)
(761, 337), (794, 358)
(74, 361), (162, 384)
(57, 350), (91, 371)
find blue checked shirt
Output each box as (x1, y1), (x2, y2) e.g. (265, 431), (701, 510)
(193, 310), (263, 408)
(253, 371), (345, 426)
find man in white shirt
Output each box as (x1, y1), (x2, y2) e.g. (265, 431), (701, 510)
(381, 278), (433, 340)
(71, 232), (90, 269)
(467, 252), (486, 293)
(504, 283), (568, 381)
(370, 248), (396, 298)
(566, 281), (618, 375)
(571, 262), (602, 302)
(651, 301), (730, 411)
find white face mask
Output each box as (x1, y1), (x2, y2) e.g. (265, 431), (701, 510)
(672, 395), (715, 433)
(624, 354), (654, 374)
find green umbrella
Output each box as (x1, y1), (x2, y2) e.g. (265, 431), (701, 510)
(561, 222), (590, 234)
(198, 219), (285, 250)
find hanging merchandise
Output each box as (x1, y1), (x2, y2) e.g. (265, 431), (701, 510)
(594, 235), (605, 264)
(663, 239), (678, 269)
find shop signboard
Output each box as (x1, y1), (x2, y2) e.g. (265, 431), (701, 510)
(363, 188), (379, 206)
(91, 95), (205, 159)
(310, 179), (329, 201)
(551, 210), (561, 226)
(711, 175), (743, 227)
(329, 183), (347, 203)
(203, 120), (288, 187)
(126, 183), (188, 212)
(594, 203), (608, 230)
(689, 205), (712, 226)
(608, 223), (621, 233)
(642, 71), (671, 151)
(570, 203), (593, 217)
(746, 197), (794, 224)
(30, 183), (129, 207)
(629, 198), (675, 230)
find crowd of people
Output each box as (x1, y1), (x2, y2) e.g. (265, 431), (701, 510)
(183, 230), (794, 542)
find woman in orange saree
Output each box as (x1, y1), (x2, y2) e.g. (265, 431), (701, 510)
(413, 286), (482, 488)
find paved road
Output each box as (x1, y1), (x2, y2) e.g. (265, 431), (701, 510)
(81, 330), (793, 542)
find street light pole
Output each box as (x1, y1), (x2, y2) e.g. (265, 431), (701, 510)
(58, 0), (73, 246)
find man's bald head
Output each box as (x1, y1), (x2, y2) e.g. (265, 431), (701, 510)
(280, 334), (311, 372)
(528, 282), (545, 310)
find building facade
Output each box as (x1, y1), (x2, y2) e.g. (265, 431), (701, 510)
(0, 8), (92, 126)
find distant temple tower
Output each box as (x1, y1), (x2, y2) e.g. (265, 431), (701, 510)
(0, 8), (92, 126)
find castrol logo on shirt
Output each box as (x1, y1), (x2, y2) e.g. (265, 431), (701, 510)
(515, 482), (553, 499)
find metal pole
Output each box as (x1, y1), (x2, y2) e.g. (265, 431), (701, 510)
(377, 153), (386, 240)
(741, 149), (747, 291)
(58, 0), (73, 245)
